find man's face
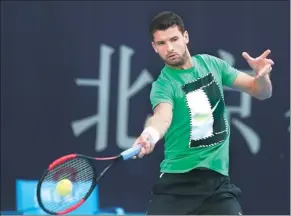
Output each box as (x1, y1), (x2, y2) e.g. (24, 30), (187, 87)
(152, 25), (189, 67)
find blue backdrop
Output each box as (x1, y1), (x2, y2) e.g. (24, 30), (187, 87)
(1, 1), (290, 215)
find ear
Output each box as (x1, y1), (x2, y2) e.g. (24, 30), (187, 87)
(183, 31), (189, 44)
(152, 41), (158, 53)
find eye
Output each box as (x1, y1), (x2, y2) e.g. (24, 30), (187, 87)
(156, 41), (165, 46)
(170, 37), (178, 42)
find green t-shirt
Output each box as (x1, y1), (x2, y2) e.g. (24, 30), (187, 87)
(150, 54), (239, 176)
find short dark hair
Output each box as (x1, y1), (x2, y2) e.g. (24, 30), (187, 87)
(149, 11), (185, 41)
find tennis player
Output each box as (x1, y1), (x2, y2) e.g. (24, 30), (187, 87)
(132, 11), (274, 215)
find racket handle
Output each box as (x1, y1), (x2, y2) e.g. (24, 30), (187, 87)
(120, 145), (142, 160)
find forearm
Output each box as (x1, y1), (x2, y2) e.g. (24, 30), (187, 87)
(252, 75), (272, 100)
(144, 114), (171, 138)
(139, 103), (173, 145)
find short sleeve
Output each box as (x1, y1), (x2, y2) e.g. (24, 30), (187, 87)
(150, 78), (174, 110)
(205, 54), (240, 87)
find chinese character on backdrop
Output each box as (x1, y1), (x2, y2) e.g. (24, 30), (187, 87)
(71, 44), (153, 152)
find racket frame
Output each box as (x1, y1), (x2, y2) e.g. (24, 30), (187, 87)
(36, 154), (103, 215)
(36, 145), (141, 215)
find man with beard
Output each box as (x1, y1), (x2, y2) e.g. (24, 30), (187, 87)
(132, 11), (274, 215)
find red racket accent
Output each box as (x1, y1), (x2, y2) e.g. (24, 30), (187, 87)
(57, 199), (85, 215)
(48, 154), (77, 171)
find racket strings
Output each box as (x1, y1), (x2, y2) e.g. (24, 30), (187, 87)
(39, 157), (94, 213)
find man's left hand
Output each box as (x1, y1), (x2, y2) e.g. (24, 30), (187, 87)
(242, 49), (274, 79)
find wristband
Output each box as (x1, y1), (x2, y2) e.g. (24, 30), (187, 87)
(141, 126), (160, 146)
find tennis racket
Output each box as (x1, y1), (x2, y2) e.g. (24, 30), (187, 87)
(36, 144), (142, 215)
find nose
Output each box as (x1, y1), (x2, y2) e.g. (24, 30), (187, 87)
(167, 43), (174, 52)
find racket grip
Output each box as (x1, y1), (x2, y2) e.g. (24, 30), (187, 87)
(120, 145), (142, 160)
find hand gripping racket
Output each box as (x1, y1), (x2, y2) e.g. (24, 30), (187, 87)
(36, 144), (142, 215)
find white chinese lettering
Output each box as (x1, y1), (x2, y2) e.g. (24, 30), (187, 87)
(117, 45), (153, 149)
(71, 44), (114, 152)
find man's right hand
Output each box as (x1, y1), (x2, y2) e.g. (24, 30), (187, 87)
(132, 132), (156, 159)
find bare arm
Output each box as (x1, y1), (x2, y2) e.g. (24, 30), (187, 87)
(133, 102), (173, 158)
(144, 102), (173, 138)
(232, 71), (272, 100)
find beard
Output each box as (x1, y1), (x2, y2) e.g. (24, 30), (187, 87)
(164, 49), (187, 67)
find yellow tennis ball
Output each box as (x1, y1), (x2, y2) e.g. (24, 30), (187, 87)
(56, 179), (73, 196)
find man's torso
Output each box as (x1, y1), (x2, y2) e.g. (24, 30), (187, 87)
(152, 54), (232, 176)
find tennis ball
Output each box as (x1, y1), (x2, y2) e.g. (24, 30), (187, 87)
(56, 179), (73, 196)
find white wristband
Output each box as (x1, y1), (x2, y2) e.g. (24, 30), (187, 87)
(141, 126), (160, 146)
